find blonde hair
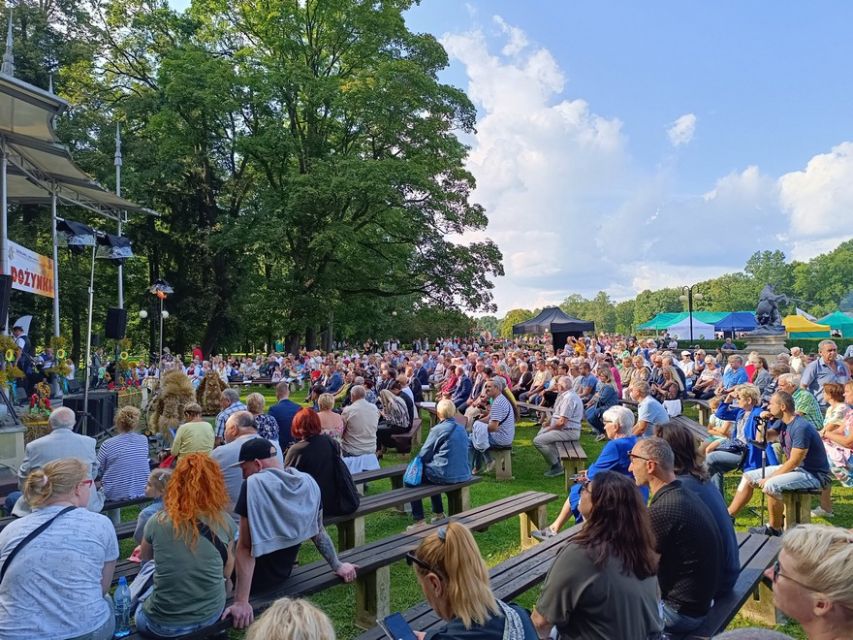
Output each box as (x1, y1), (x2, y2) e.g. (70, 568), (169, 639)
(246, 392), (266, 414)
(147, 468), (173, 496)
(436, 399), (457, 421)
(783, 525), (853, 610)
(317, 393), (335, 412)
(245, 597), (335, 640)
(115, 406), (141, 433)
(412, 522), (499, 629)
(24, 458), (88, 507)
(736, 383), (761, 405)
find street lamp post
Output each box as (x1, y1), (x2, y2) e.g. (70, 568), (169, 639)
(679, 285), (704, 344)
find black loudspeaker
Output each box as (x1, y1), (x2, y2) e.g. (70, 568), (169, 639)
(63, 390), (117, 437)
(0, 274), (11, 330)
(105, 307), (127, 340)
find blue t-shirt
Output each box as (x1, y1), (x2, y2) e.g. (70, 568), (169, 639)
(782, 416), (831, 479)
(721, 367), (747, 389)
(638, 396), (670, 437)
(269, 399), (302, 449)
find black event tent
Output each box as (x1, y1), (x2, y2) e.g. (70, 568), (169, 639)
(512, 307), (595, 348)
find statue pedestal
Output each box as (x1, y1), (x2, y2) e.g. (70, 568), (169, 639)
(744, 332), (789, 358)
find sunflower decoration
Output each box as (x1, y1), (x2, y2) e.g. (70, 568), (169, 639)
(45, 336), (72, 378)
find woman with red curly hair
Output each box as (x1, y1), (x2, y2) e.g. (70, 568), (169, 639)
(285, 408), (359, 518)
(137, 453), (235, 638)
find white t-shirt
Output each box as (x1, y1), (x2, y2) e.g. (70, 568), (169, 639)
(0, 506), (118, 639)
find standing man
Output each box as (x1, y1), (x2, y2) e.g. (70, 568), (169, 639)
(267, 381), (301, 452)
(532, 377), (583, 478)
(215, 389), (248, 447)
(727, 391), (830, 537)
(800, 339), (850, 410)
(340, 385), (380, 458)
(630, 437), (722, 634)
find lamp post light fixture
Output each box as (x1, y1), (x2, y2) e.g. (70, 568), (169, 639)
(148, 280), (174, 370)
(679, 285), (704, 344)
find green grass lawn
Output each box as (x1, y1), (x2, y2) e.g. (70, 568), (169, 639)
(122, 388), (852, 639)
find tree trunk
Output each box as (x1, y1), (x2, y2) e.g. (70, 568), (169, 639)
(285, 332), (300, 355)
(306, 326), (317, 351)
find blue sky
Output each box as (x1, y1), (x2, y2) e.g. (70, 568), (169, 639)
(168, 1), (853, 314)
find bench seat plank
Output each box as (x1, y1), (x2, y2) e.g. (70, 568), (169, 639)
(123, 490), (558, 639)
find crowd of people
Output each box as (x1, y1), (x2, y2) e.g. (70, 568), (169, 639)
(0, 332), (851, 639)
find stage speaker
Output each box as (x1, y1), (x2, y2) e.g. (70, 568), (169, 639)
(0, 274), (11, 330)
(105, 307), (127, 340)
(62, 390), (117, 437)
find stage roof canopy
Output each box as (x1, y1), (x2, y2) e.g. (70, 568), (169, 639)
(0, 73), (156, 219)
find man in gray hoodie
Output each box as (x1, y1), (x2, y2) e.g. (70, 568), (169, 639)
(222, 438), (358, 629)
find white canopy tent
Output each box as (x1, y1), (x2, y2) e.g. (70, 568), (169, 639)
(668, 317), (716, 341)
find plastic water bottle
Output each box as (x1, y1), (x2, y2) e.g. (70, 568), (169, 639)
(114, 576), (131, 638)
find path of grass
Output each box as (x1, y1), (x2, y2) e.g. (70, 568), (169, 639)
(121, 388), (851, 639)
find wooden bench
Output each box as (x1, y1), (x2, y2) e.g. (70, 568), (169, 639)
(555, 440), (588, 492)
(123, 490), (558, 638)
(669, 414), (709, 443)
(685, 397), (712, 425)
(516, 401), (553, 422)
(684, 533), (783, 637)
(781, 489), (821, 531)
(327, 476), (482, 550)
(488, 444), (513, 481)
(357, 530), (781, 640)
(391, 417), (423, 454)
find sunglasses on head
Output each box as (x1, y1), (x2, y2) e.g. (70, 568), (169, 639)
(405, 552), (445, 580)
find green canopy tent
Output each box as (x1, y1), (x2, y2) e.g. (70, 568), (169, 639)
(818, 311), (853, 337)
(637, 312), (685, 331)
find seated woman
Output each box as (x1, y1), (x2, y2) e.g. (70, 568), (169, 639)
(377, 388), (410, 452)
(691, 356), (722, 399)
(584, 367), (619, 439)
(407, 399), (471, 528)
(815, 381), (853, 517)
(245, 597), (335, 640)
(0, 458), (118, 640)
(705, 383), (778, 496)
(137, 453), (235, 638)
(769, 525), (853, 639)
(97, 405), (151, 505)
(532, 471), (662, 640)
(246, 392), (279, 442)
(534, 405), (644, 538)
(316, 392), (345, 442)
(407, 522), (538, 639)
(134, 468), (173, 545)
(752, 356), (772, 395)
(284, 408), (358, 518)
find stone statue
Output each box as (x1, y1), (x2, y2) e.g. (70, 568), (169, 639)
(752, 284), (787, 334)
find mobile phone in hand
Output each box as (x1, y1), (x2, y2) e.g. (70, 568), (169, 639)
(378, 612), (417, 640)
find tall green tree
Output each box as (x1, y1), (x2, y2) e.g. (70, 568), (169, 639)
(499, 309), (534, 338)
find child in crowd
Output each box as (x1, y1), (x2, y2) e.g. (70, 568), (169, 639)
(133, 468), (173, 545)
(705, 396), (731, 440)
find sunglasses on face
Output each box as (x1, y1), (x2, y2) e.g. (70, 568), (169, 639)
(628, 452), (650, 462)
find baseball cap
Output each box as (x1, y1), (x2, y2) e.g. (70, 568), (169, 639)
(229, 438), (277, 468)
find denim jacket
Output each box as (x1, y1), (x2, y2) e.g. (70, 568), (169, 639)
(418, 418), (472, 484)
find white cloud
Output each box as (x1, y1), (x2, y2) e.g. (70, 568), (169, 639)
(492, 15), (528, 56)
(667, 113), (697, 147)
(443, 17), (851, 315)
(778, 142), (853, 259)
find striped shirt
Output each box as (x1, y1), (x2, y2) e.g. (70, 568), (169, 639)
(215, 401), (247, 439)
(488, 394), (515, 447)
(97, 432), (150, 501)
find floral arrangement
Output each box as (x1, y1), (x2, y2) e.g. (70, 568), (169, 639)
(28, 381), (52, 415)
(0, 335), (24, 388)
